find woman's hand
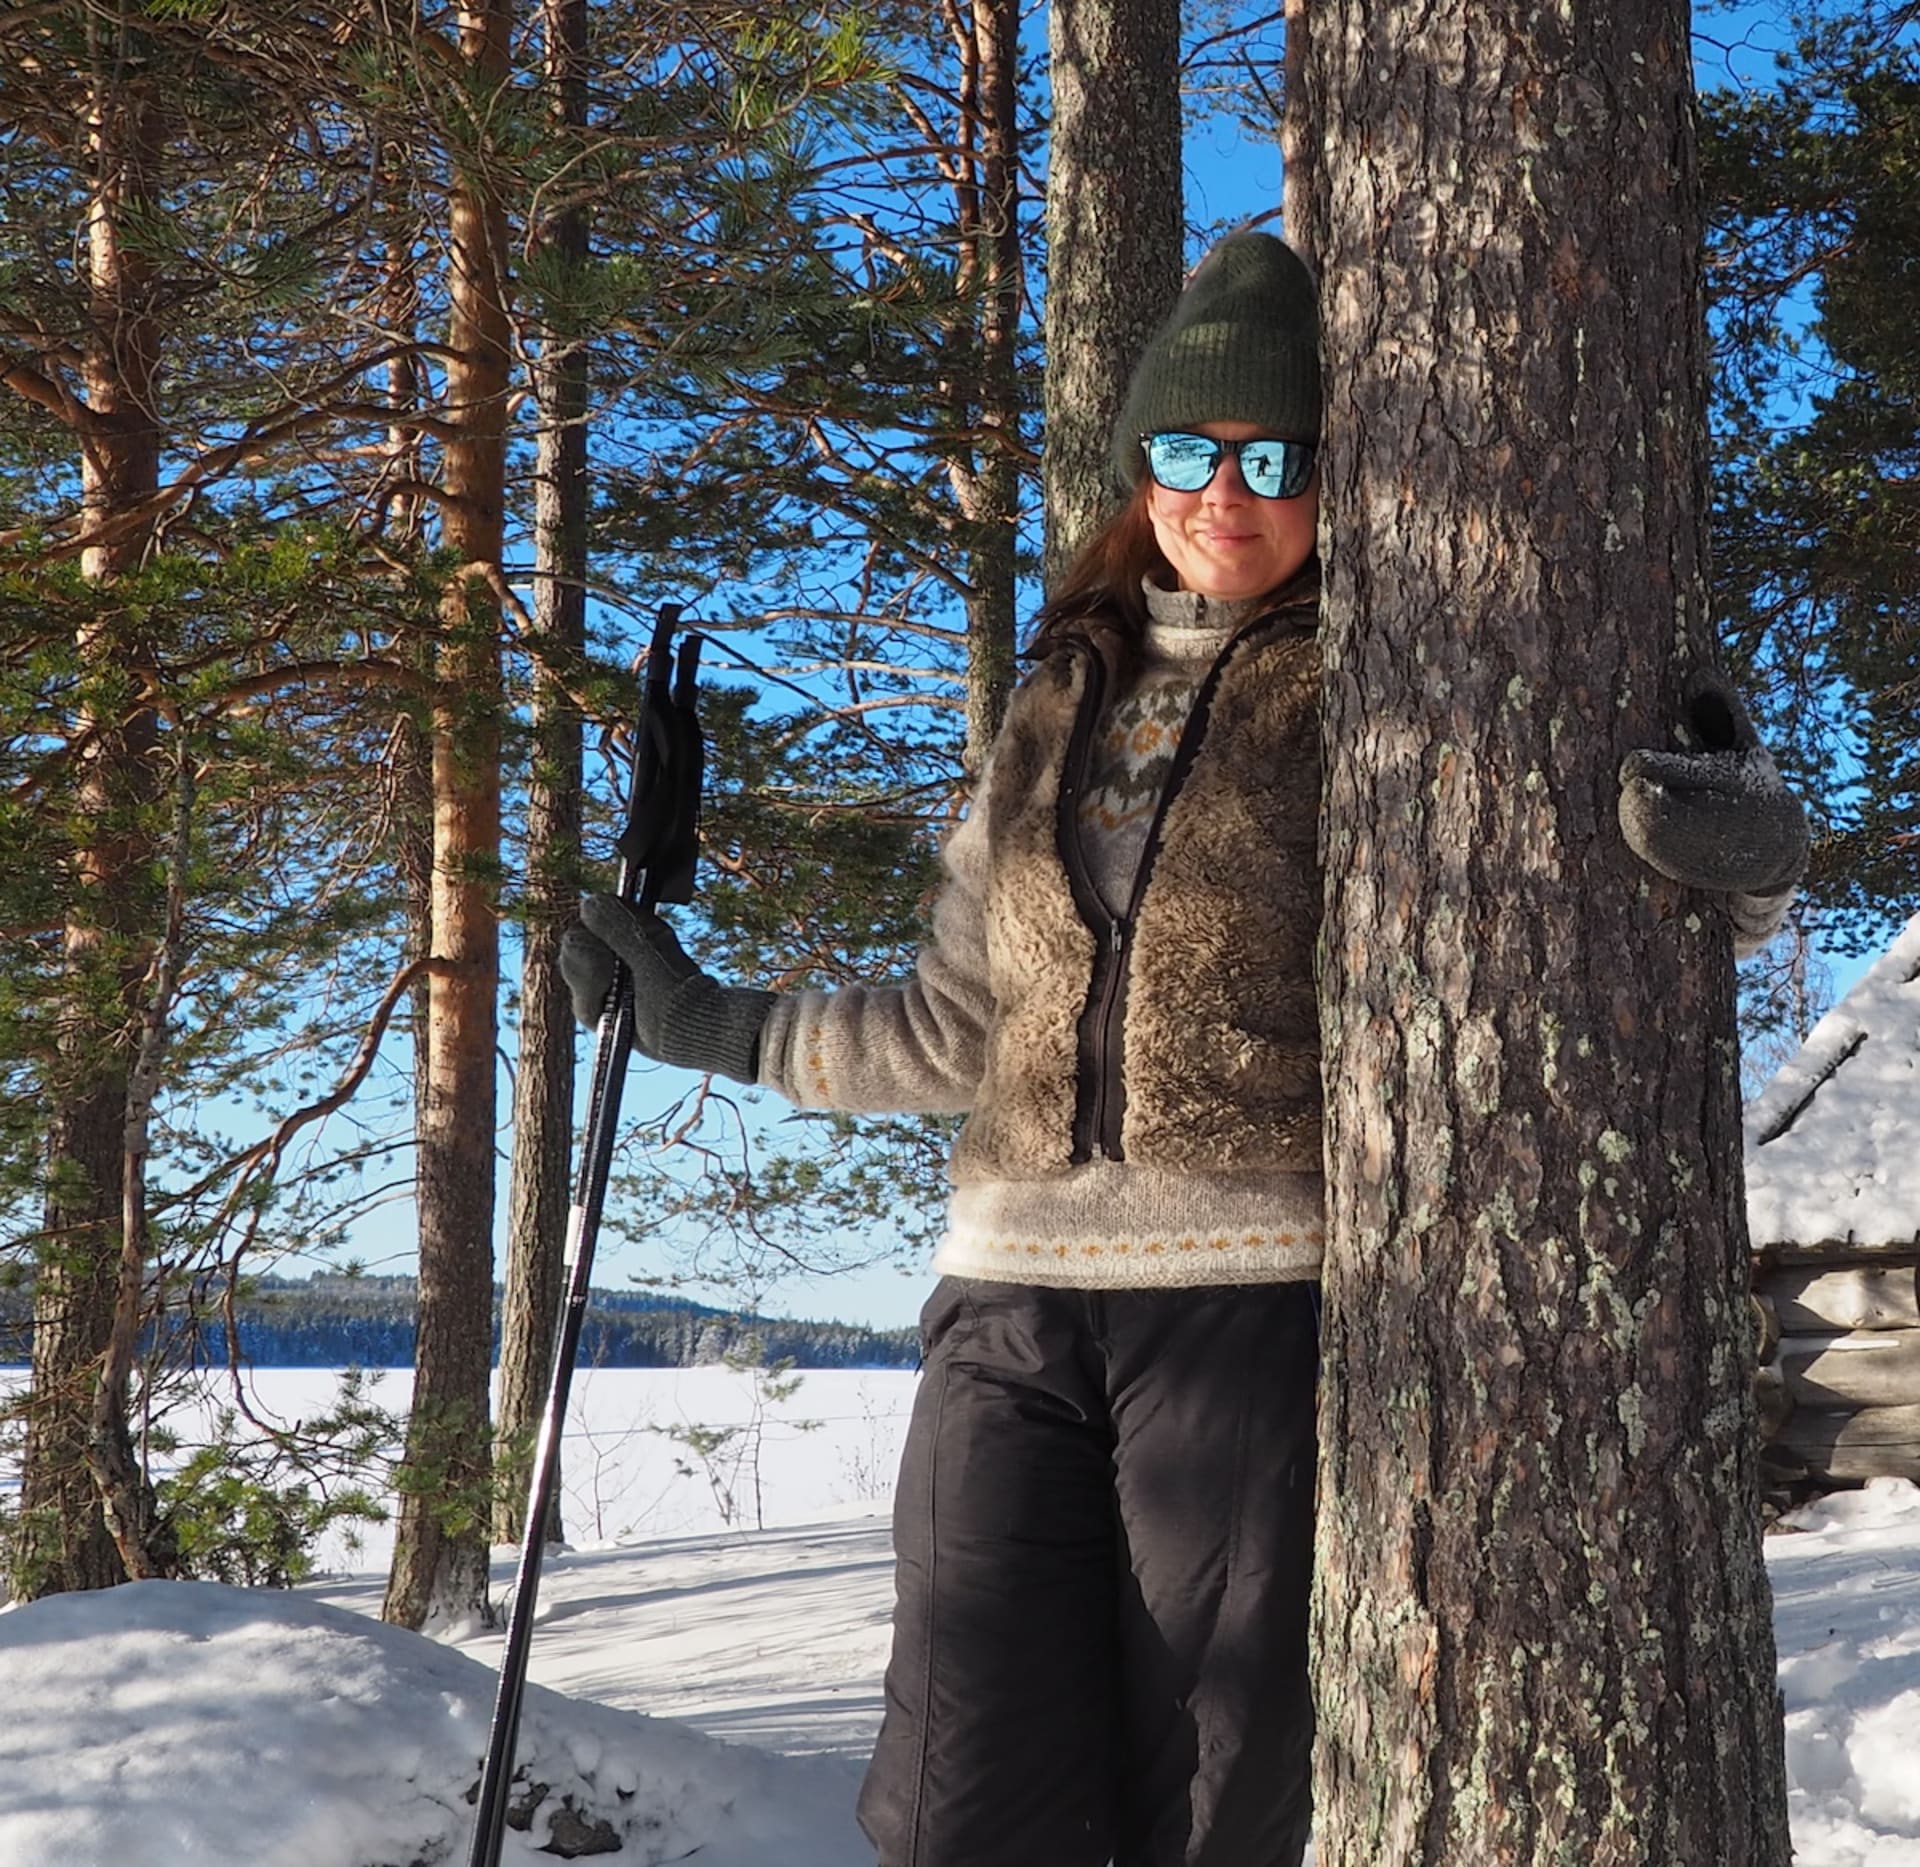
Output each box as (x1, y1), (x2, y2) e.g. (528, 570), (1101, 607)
(558, 896), (775, 1084)
(1617, 671), (1808, 898)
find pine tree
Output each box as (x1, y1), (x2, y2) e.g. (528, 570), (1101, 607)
(494, 0), (589, 1551)
(1700, 5), (1920, 956)
(378, 0), (517, 1636)
(13, 10), (168, 1587)
(0, 0), (413, 1596)
(1302, 2), (1792, 1858)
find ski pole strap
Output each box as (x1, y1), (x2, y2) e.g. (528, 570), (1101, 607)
(613, 606), (703, 908)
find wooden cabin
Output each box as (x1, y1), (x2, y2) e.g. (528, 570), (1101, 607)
(1745, 913), (1920, 1493)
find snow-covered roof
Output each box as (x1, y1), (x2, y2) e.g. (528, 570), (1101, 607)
(1745, 914), (1920, 1249)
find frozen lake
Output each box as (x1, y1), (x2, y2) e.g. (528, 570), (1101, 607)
(1, 1363), (919, 1575)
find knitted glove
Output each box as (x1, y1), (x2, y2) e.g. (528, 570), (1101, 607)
(1618, 671), (1808, 898)
(559, 896), (775, 1084)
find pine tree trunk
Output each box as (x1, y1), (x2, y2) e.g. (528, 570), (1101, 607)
(1040, 0), (1182, 587)
(375, 155), (438, 1347)
(945, 0), (1024, 771)
(1280, 0), (1310, 239)
(494, 0), (587, 1549)
(956, 0), (1021, 764)
(86, 749), (188, 1583)
(1302, 6), (1791, 1861)
(14, 37), (162, 1601)
(20, 1077), (131, 1598)
(383, 0), (512, 1633)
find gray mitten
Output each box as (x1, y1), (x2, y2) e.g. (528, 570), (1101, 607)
(1617, 671), (1808, 897)
(559, 896), (775, 1084)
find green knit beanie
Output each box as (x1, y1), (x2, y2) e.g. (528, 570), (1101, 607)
(1110, 232), (1321, 489)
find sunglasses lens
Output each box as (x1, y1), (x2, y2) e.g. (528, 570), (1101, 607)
(1146, 433), (1316, 499)
(1145, 432), (1220, 492)
(1239, 440), (1315, 499)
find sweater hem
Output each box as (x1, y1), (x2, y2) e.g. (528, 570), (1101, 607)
(932, 1229), (1324, 1290)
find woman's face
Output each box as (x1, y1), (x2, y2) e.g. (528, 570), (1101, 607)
(1145, 420), (1320, 601)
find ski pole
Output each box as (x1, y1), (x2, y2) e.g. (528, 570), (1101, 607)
(467, 604), (704, 1867)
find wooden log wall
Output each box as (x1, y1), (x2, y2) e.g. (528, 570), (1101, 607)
(1754, 1252), (1920, 1490)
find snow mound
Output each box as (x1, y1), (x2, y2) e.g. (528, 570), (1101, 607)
(1769, 1479), (1920, 1858)
(0, 1578), (863, 1867)
(1784, 1477), (1920, 1539)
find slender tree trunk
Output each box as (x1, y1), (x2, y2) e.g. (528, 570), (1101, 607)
(941, 0), (1025, 771)
(15, 32), (163, 1601)
(383, 0), (513, 1633)
(86, 750), (188, 1582)
(494, 0), (587, 1549)
(1281, 0), (1309, 239)
(1303, 6), (1791, 1862)
(1040, 0), (1182, 588)
(372, 120), (439, 1416)
(967, 0), (1022, 767)
(379, 148), (430, 552)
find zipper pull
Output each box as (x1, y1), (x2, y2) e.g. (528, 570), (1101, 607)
(1111, 920), (1125, 955)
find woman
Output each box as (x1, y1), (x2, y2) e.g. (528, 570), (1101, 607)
(562, 234), (1807, 1867)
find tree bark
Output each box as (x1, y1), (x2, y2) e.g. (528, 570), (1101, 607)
(942, 0), (1025, 771)
(85, 748), (189, 1583)
(1281, 0), (1310, 241)
(15, 25), (163, 1600)
(1040, 0), (1182, 589)
(383, 0), (512, 1633)
(494, 0), (588, 1549)
(1303, 6), (1791, 1862)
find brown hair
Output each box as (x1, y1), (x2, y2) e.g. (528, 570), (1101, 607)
(1025, 479), (1170, 673)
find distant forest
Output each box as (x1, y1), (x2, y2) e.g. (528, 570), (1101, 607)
(0, 1275), (918, 1372)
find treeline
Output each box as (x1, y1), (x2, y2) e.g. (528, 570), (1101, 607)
(0, 1278), (916, 1373)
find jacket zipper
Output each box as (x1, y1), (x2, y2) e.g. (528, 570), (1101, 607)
(1055, 647), (1111, 1163)
(1057, 615), (1274, 1163)
(1090, 918), (1128, 1157)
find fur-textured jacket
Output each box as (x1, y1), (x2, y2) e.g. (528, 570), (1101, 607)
(755, 585), (1330, 1196)
(950, 599), (1324, 1183)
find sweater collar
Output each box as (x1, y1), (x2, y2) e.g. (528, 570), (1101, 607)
(1141, 580), (1267, 636)
(1139, 582), (1259, 666)
(1140, 561), (1322, 656)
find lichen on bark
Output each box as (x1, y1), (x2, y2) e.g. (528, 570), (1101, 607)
(1301, 3), (1792, 1861)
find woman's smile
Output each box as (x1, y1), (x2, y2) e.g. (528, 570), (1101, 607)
(1146, 419), (1319, 600)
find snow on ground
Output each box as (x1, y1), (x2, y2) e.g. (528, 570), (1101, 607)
(3, 1364), (1920, 1864)
(1768, 1478), (1920, 1865)
(319, 1516), (898, 1759)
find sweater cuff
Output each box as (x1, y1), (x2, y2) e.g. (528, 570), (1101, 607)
(1730, 884), (1794, 960)
(755, 993), (800, 1096)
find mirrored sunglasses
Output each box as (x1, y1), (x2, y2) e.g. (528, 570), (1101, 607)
(1142, 431), (1317, 501)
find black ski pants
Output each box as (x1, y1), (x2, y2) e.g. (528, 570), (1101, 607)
(857, 1276), (1320, 1867)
